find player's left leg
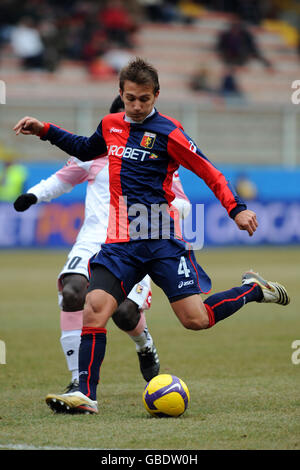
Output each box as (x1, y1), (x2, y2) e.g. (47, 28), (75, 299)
(58, 245), (156, 390)
(46, 249), (144, 414)
(46, 284), (117, 415)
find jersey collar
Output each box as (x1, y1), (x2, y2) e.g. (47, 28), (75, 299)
(124, 108), (156, 124)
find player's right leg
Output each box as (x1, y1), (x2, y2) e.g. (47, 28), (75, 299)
(242, 270), (290, 305)
(171, 273), (290, 330)
(148, 239), (290, 331)
(171, 294), (210, 330)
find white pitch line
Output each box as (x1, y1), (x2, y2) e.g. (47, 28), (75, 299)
(0, 443), (110, 450)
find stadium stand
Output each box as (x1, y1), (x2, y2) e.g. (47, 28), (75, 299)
(1, 1), (300, 164)
(0, 2), (299, 103)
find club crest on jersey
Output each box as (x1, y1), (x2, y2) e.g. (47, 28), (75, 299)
(140, 132), (156, 149)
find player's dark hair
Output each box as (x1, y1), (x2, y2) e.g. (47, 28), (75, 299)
(109, 95), (124, 113)
(119, 57), (160, 95)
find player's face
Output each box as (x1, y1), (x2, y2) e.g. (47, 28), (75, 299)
(120, 80), (159, 123)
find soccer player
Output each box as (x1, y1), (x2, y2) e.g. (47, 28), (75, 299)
(13, 58), (290, 415)
(13, 96), (190, 389)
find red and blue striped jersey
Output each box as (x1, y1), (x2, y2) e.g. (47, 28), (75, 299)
(41, 110), (246, 243)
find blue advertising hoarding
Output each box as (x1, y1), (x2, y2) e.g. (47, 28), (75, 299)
(0, 163), (299, 248)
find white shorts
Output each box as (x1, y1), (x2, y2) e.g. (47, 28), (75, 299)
(57, 241), (152, 310)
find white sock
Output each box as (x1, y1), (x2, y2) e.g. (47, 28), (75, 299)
(130, 327), (153, 352)
(60, 329), (81, 381)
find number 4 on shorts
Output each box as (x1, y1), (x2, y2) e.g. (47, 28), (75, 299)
(178, 256), (190, 278)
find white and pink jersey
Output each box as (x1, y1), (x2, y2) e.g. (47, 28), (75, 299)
(28, 156), (191, 247)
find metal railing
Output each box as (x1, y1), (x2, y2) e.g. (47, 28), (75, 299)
(1, 100), (300, 166)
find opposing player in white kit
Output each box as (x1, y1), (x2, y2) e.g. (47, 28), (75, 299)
(14, 96), (191, 392)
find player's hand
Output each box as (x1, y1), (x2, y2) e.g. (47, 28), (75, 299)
(14, 193), (38, 212)
(234, 209), (258, 237)
(13, 116), (44, 136)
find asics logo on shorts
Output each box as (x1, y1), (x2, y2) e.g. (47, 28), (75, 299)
(178, 279), (194, 289)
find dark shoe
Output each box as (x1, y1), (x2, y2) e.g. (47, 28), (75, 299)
(64, 379), (80, 394)
(137, 344), (160, 382)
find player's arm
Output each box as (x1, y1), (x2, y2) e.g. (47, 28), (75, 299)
(167, 128), (257, 236)
(13, 116), (107, 161)
(14, 157), (89, 212)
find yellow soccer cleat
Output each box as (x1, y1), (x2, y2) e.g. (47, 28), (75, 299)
(45, 391), (98, 414)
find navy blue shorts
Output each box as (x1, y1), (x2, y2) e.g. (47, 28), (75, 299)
(89, 238), (211, 303)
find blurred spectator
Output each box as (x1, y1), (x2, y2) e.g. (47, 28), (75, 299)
(81, 28), (110, 64)
(189, 67), (214, 93)
(235, 173), (257, 200)
(10, 17), (46, 70)
(0, 156), (27, 203)
(234, 0), (264, 25)
(0, 0), (21, 46)
(140, 0), (168, 22)
(219, 66), (243, 98)
(140, 0), (190, 23)
(87, 58), (116, 80)
(208, 0), (264, 25)
(216, 17), (272, 68)
(0, 1), (141, 72)
(190, 64), (245, 102)
(62, 19), (90, 61)
(101, 48), (135, 73)
(39, 19), (62, 72)
(99, 0), (137, 48)
(178, 0), (206, 21)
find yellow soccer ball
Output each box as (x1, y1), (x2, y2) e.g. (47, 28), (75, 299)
(143, 374), (190, 418)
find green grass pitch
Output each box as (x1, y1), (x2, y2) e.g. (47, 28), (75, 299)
(0, 247), (299, 450)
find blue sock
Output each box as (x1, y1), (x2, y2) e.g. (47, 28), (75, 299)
(204, 283), (263, 327)
(79, 327), (107, 401)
